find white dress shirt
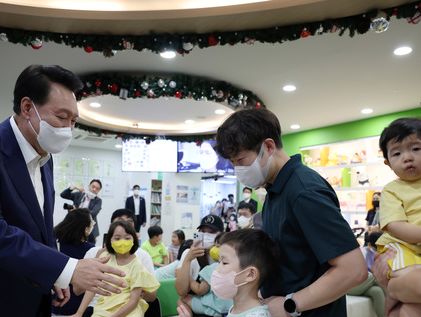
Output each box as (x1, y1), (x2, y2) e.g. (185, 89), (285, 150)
(133, 195), (140, 215)
(10, 116), (77, 289)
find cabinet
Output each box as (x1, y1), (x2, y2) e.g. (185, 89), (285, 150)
(150, 179), (162, 226)
(300, 136), (396, 226)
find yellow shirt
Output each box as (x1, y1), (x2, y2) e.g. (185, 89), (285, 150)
(93, 253), (160, 317)
(377, 178), (421, 254)
(141, 240), (168, 265)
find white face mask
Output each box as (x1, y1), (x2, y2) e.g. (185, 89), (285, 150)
(86, 190), (97, 199)
(234, 144), (272, 188)
(243, 192), (251, 200)
(28, 103), (73, 154)
(133, 189), (140, 196)
(238, 215), (252, 228)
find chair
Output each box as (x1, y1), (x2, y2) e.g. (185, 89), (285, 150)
(156, 278), (179, 317)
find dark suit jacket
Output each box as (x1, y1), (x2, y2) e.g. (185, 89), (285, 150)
(125, 196), (146, 231)
(60, 188), (102, 238)
(0, 118), (69, 317)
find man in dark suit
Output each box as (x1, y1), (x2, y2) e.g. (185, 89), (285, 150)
(0, 65), (126, 317)
(125, 184), (147, 232)
(61, 179), (103, 243)
(238, 186), (258, 212)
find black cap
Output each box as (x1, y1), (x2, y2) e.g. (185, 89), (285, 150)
(197, 215), (224, 233)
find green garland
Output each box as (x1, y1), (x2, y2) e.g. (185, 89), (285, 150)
(78, 72), (264, 109)
(0, 1), (420, 55)
(75, 122), (216, 143)
(76, 72), (265, 141)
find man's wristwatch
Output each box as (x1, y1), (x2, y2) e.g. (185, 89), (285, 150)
(284, 293), (301, 317)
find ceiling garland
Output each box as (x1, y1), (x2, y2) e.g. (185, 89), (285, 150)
(0, 2), (420, 56)
(76, 72), (265, 141)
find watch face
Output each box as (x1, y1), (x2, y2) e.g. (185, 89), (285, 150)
(284, 298), (296, 313)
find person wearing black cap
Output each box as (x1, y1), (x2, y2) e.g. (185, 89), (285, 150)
(175, 215), (223, 297)
(175, 215), (231, 316)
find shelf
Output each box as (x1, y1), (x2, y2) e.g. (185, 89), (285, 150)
(309, 160), (384, 171)
(151, 202), (161, 204)
(151, 190), (162, 193)
(333, 186), (383, 192)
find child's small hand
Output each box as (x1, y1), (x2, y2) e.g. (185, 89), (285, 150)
(177, 303), (192, 317)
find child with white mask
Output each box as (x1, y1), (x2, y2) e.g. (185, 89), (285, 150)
(211, 229), (279, 317)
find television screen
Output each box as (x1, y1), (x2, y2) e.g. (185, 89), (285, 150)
(177, 140), (234, 174)
(122, 139), (177, 172)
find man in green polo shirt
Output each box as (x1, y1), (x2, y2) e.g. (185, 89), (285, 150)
(215, 108), (367, 317)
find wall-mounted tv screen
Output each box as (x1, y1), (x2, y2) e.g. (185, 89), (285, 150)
(177, 140), (234, 174)
(122, 139), (178, 172)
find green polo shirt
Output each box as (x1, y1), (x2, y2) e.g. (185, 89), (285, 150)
(261, 154), (359, 317)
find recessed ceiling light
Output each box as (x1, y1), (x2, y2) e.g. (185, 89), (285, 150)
(89, 102), (101, 108)
(214, 109), (226, 115)
(185, 119), (195, 124)
(160, 51), (176, 59)
(115, 144), (123, 149)
(290, 124), (300, 130)
(282, 84), (297, 92)
(394, 46), (413, 56)
(361, 108), (373, 114)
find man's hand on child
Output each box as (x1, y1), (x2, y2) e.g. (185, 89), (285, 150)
(177, 303), (192, 317)
(263, 296), (288, 317)
(372, 248), (396, 288)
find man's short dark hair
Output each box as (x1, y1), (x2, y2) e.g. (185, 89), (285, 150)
(13, 65), (83, 114)
(148, 225), (163, 238)
(216, 109), (282, 159)
(220, 229), (279, 286)
(90, 179), (102, 189)
(238, 201), (256, 214)
(242, 187), (253, 193)
(379, 117), (421, 160)
(111, 208), (135, 223)
(132, 185), (140, 190)
(105, 221), (138, 255)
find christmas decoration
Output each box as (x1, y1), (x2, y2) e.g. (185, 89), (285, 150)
(1, 1), (419, 55)
(84, 45), (94, 53)
(30, 38), (42, 49)
(78, 72), (265, 110)
(0, 32), (8, 42)
(370, 12), (390, 33)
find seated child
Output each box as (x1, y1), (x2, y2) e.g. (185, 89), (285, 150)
(376, 118), (421, 315)
(168, 229), (185, 263)
(73, 221), (160, 317)
(141, 225), (169, 267)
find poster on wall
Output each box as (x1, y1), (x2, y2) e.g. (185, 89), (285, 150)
(89, 159), (103, 177)
(189, 187), (200, 205)
(176, 185), (189, 203)
(181, 212), (193, 229)
(73, 158), (88, 176)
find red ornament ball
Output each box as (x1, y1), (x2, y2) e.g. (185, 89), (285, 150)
(301, 28), (311, 38)
(175, 91), (182, 98)
(84, 46), (94, 53)
(95, 80), (102, 87)
(208, 35), (218, 46)
(110, 83), (119, 94)
(255, 102), (261, 109)
(134, 90), (141, 97)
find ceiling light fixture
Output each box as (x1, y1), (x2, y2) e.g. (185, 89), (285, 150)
(394, 46), (413, 56)
(160, 51), (176, 59)
(115, 144), (123, 149)
(89, 102), (101, 108)
(290, 124), (301, 130)
(361, 108), (373, 114)
(214, 109), (226, 115)
(283, 84), (297, 92)
(185, 119), (195, 124)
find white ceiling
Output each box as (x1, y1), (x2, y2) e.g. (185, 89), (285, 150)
(0, 2), (420, 151)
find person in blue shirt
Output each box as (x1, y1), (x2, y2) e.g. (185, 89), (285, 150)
(215, 108), (367, 317)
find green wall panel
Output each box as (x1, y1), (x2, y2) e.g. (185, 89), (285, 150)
(282, 107), (421, 155)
